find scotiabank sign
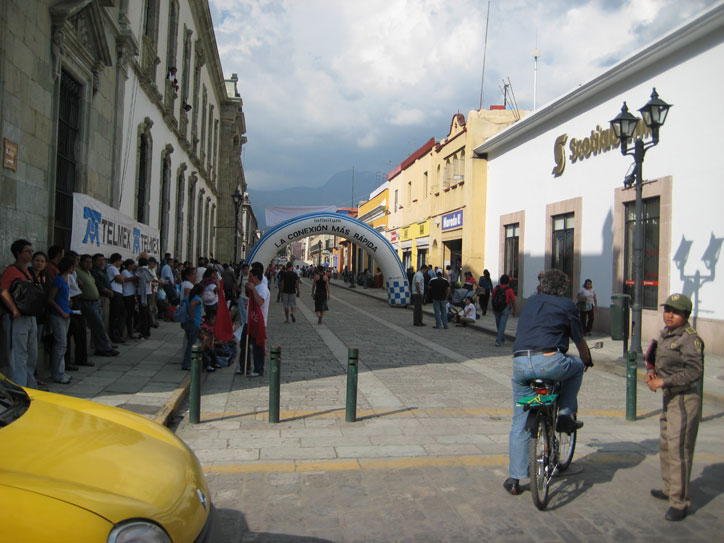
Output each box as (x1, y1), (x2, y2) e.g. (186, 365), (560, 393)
(441, 210), (463, 231)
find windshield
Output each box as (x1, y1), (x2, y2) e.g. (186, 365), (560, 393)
(0, 375), (30, 427)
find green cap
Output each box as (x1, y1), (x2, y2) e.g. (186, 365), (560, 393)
(662, 293), (692, 313)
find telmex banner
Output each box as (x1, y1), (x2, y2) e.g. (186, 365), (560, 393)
(71, 192), (160, 260)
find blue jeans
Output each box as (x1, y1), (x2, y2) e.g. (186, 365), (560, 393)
(2, 314), (38, 388)
(48, 314), (70, 381)
(182, 324), (200, 370)
(432, 299), (448, 328)
(494, 306), (511, 344)
(79, 299), (112, 352)
(508, 351), (585, 479)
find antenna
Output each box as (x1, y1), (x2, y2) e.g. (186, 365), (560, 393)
(478, 0), (491, 110)
(499, 78), (521, 121)
(533, 30), (540, 110)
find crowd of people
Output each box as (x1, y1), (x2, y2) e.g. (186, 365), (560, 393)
(0, 237), (290, 388)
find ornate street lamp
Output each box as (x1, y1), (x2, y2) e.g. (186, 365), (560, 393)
(610, 88), (672, 361)
(232, 188), (243, 263)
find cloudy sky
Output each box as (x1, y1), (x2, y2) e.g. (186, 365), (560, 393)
(208, 0), (717, 191)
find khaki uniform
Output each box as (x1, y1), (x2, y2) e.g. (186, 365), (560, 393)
(654, 322), (704, 510)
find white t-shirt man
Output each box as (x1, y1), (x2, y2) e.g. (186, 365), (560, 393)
(107, 264), (123, 294)
(121, 269), (136, 296)
(412, 270), (425, 296)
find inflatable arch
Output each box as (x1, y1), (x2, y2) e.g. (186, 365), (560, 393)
(246, 212), (410, 306)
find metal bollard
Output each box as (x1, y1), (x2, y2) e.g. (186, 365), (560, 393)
(190, 340), (202, 424)
(346, 348), (359, 422)
(269, 346), (281, 423)
(626, 350), (637, 421)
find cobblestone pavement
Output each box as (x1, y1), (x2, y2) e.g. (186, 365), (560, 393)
(174, 279), (724, 542)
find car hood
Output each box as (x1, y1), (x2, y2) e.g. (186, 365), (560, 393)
(0, 388), (209, 537)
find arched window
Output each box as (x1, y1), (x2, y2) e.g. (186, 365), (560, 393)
(159, 145), (173, 254)
(136, 118), (154, 224)
(174, 163), (187, 259)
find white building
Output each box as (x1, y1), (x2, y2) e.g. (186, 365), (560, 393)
(119, 0), (245, 262)
(475, 4), (724, 355)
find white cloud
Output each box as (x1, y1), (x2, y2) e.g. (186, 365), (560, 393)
(209, 0), (718, 189)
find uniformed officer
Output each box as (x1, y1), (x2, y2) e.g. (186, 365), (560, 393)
(645, 293), (704, 522)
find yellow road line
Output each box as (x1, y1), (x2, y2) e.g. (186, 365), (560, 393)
(201, 452), (724, 475)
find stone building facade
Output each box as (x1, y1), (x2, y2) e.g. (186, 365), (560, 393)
(0, 0), (247, 262)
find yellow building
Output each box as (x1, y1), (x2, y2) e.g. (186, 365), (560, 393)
(357, 183), (390, 282)
(388, 109), (522, 282)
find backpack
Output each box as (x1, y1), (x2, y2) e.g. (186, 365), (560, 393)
(491, 285), (509, 312)
(9, 265), (48, 318)
(173, 296), (191, 324)
(162, 283), (180, 306)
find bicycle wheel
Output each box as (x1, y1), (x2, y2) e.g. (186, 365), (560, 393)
(557, 422), (577, 472)
(529, 414), (552, 510)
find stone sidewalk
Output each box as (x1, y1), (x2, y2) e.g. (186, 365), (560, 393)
(37, 321), (190, 426)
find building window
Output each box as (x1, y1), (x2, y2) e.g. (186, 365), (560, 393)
(200, 86), (207, 162)
(144, 0), (160, 44)
(212, 120), (219, 182)
(207, 105), (214, 170)
(179, 27), (192, 136)
(54, 71), (82, 249)
(159, 148), (173, 255)
(551, 213), (575, 297)
(187, 178), (197, 259)
(407, 180), (412, 207)
(504, 223), (520, 295)
(394, 189), (398, 212)
(196, 191), (205, 258)
(424, 171), (428, 197)
(624, 197), (660, 309)
(164, 0), (179, 112)
(136, 118), (153, 224)
(174, 168), (185, 259)
(417, 249), (428, 269)
(453, 151), (464, 182)
(444, 159), (453, 188)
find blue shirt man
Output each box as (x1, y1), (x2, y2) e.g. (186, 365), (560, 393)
(504, 269), (592, 496)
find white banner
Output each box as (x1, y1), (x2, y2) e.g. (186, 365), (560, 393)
(265, 206), (337, 227)
(71, 192), (160, 259)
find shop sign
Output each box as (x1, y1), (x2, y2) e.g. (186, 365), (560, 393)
(441, 210), (463, 231)
(71, 192), (160, 259)
(551, 120), (651, 177)
(390, 230), (397, 242)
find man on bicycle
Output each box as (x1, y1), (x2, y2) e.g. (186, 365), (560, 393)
(504, 268), (592, 495)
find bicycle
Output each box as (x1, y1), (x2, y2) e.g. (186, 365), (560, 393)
(518, 341), (602, 510)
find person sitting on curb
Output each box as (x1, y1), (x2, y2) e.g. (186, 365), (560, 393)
(456, 295), (477, 326)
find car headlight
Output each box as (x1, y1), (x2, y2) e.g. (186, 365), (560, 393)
(107, 520), (171, 543)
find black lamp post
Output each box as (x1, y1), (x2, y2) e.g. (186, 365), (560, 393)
(610, 88), (671, 359)
(231, 188), (243, 263)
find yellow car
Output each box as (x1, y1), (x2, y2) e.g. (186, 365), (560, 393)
(0, 374), (215, 542)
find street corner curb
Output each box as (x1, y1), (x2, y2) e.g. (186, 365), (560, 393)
(154, 373), (191, 428)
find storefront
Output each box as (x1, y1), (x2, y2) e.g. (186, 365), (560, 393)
(440, 209), (463, 284)
(474, 4), (724, 354)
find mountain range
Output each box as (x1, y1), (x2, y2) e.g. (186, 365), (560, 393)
(248, 170), (383, 229)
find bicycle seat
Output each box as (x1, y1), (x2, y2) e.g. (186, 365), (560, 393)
(525, 378), (559, 387)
